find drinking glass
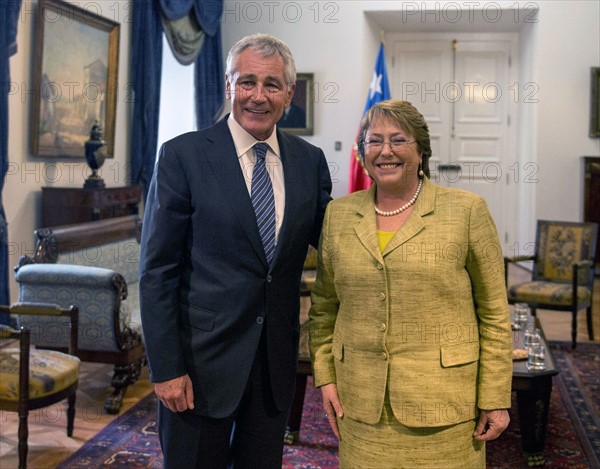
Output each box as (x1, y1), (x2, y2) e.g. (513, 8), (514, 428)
(512, 303), (530, 330)
(526, 343), (546, 371)
(514, 303), (530, 321)
(523, 328), (541, 348)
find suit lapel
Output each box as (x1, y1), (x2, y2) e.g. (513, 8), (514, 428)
(271, 130), (300, 268)
(353, 186), (385, 264)
(202, 118), (267, 265)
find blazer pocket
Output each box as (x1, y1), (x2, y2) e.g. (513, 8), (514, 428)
(181, 303), (216, 331)
(440, 342), (479, 367)
(332, 342), (344, 361)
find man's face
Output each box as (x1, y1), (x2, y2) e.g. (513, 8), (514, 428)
(226, 49), (295, 141)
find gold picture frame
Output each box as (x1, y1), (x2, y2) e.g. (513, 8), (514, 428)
(31, 0), (120, 157)
(591, 67), (600, 138)
(278, 73), (314, 136)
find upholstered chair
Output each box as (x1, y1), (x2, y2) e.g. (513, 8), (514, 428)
(14, 216), (145, 414)
(505, 220), (598, 348)
(0, 303), (80, 469)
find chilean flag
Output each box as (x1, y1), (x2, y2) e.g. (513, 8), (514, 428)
(348, 43), (392, 193)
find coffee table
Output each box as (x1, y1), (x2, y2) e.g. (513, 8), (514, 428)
(511, 316), (558, 467)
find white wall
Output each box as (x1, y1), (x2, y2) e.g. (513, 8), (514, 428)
(5, 0), (600, 301)
(532, 2), (600, 220)
(5, 0), (132, 300)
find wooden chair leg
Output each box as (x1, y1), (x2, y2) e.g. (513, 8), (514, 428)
(18, 409), (28, 469)
(105, 361), (141, 414)
(67, 393), (76, 437)
(586, 305), (594, 340)
(571, 310), (578, 349)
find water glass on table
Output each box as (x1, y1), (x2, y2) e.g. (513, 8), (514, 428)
(513, 303), (530, 330)
(524, 327), (541, 348)
(527, 342), (546, 371)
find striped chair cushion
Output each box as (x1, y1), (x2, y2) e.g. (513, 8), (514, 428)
(0, 348), (80, 400)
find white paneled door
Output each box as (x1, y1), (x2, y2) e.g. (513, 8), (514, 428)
(390, 35), (518, 251)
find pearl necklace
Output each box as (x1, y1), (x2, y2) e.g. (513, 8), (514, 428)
(374, 179), (423, 217)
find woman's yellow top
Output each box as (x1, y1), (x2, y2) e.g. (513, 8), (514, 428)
(377, 230), (396, 252)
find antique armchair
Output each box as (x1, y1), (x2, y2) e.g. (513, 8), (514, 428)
(14, 216), (145, 414)
(504, 220), (598, 348)
(0, 303), (80, 469)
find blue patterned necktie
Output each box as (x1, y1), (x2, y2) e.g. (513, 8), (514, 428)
(251, 143), (276, 264)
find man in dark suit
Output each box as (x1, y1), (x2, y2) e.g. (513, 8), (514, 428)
(139, 34), (332, 469)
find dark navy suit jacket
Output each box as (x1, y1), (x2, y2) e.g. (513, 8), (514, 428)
(139, 117), (332, 418)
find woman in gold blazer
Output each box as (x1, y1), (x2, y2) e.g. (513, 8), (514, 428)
(309, 100), (512, 468)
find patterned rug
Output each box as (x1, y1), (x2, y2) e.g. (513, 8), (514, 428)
(57, 342), (599, 469)
(487, 341), (599, 468)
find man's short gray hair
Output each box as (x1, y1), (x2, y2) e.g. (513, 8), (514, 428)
(226, 33), (297, 88)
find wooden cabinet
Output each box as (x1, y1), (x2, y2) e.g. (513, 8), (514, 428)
(41, 186), (141, 227)
(583, 156), (600, 268)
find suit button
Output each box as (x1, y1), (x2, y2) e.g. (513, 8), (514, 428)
(376, 263), (384, 270)
(266, 275), (272, 283)
(381, 352), (388, 360)
(378, 292), (386, 301)
(380, 323), (387, 332)
(256, 317), (264, 324)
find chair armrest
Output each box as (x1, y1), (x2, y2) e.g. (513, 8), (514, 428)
(504, 255), (536, 287)
(572, 259), (595, 294)
(0, 324), (19, 340)
(15, 265), (126, 353)
(10, 303), (80, 356)
(575, 259), (594, 269)
(11, 302), (74, 316)
(504, 255), (536, 264)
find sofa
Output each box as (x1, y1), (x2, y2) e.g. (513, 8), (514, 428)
(14, 215), (145, 414)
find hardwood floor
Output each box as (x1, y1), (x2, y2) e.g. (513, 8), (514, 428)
(1, 268), (598, 468)
(0, 362), (153, 468)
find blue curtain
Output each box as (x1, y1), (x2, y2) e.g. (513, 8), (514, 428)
(131, 0), (164, 200)
(191, 0), (224, 129)
(195, 25), (224, 130)
(0, 0), (22, 322)
(131, 0), (224, 199)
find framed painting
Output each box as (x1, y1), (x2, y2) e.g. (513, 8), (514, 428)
(31, 0), (120, 157)
(590, 67), (600, 138)
(278, 73), (314, 136)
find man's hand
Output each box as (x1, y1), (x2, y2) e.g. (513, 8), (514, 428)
(154, 374), (195, 412)
(320, 383), (344, 440)
(473, 409), (510, 441)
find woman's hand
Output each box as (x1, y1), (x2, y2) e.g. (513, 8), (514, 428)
(473, 409), (510, 441)
(320, 383), (344, 439)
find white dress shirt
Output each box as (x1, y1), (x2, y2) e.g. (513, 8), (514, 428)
(227, 115), (285, 241)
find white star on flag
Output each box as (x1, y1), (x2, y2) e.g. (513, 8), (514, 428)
(369, 72), (383, 100)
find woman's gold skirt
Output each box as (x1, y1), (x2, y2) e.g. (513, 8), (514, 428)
(338, 396), (485, 469)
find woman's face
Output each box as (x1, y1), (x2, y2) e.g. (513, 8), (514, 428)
(363, 118), (422, 193)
